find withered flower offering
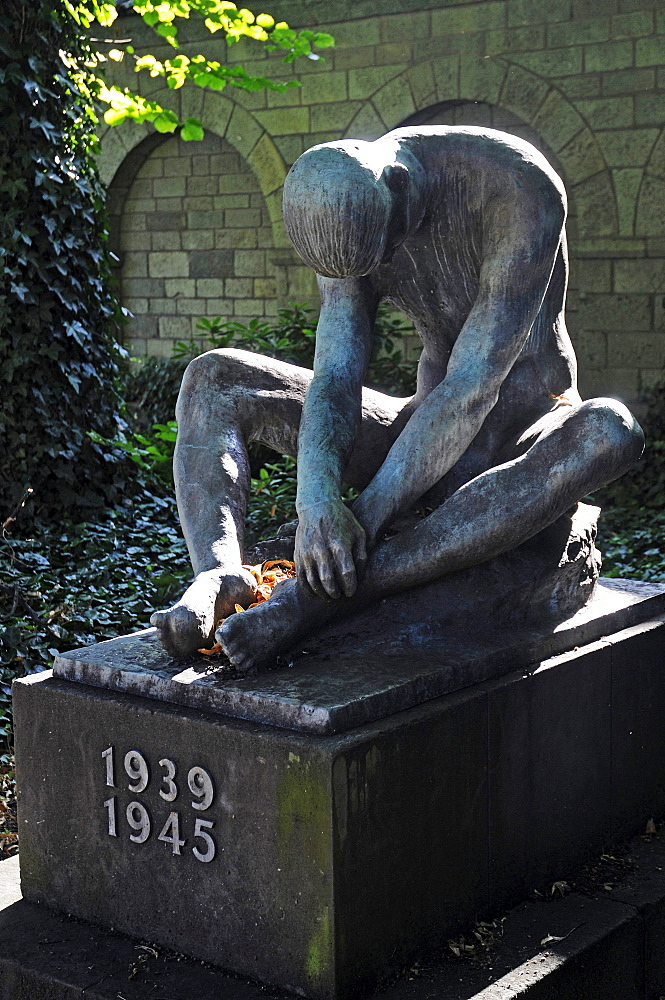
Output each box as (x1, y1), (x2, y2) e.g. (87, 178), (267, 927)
(198, 560), (296, 656)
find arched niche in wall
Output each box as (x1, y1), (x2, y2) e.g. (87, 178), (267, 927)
(107, 129), (280, 358)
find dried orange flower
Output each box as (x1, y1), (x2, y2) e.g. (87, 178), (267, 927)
(198, 559), (296, 656)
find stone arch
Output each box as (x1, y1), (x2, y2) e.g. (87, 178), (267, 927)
(344, 56), (619, 239)
(101, 86), (290, 251)
(635, 124), (665, 237)
(101, 87), (292, 356)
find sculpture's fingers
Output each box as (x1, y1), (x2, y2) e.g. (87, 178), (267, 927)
(316, 553), (341, 599)
(333, 545), (357, 597)
(352, 529), (367, 577)
(303, 556), (328, 599)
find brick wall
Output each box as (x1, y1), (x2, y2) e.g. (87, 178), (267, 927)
(117, 132), (303, 357)
(100, 0), (665, 405)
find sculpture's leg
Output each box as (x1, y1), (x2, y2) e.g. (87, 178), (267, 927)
(219, 397), (643, 670)
(150, 348), (409, 655)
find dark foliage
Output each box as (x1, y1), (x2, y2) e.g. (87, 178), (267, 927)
(593, 381), (665, 580)
(0, 487), (191, 740)
(0, 0), (127, 516)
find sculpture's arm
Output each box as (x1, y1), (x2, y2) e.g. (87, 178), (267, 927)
(353, 193), (566, 546)
(294, 275), (378, 599)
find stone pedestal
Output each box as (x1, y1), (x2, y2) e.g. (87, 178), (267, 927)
(13, 579), (665, 999)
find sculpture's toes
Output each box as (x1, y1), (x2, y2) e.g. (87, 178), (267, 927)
(216, 614), (261, 674)
(151, 604), (210, 657)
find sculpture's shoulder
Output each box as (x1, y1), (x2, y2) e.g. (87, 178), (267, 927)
(385, 125), (566, 212)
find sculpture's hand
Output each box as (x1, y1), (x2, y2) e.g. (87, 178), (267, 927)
(295, 499), (367, 599)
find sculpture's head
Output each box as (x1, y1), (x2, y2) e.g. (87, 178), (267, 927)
(283, 138), (425, 278)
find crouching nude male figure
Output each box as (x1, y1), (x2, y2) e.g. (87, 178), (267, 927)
(151, 127), (644, 671)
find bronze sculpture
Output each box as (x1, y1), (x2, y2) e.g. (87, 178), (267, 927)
(151, 127), (643, 670)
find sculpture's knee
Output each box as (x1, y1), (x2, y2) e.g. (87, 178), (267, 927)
(581, 397), (644, 475)
(176, 348), (254, 420)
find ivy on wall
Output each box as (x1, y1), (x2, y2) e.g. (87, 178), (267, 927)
(0, 0), (127, 515)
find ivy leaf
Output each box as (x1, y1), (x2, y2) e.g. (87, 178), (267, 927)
(152, 111), (179, 133)
(180, 117), (204, 141)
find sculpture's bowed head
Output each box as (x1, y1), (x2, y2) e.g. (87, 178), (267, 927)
(283, 138), (425, 279)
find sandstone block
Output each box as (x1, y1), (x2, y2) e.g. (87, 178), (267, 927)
(146, 211), (185, 232)
(150, 232), (182, 252)
(513, 47), (583, 77)
(485, 24), (546, 55)
(188, 250), (234, 279)
(608, 331), (665, 368)
(576, 97), (633, 129)
(573, 259), (612, 293)
(558, 74), (601, 98)
(596, 128), (659, 167)
(152, 176), (186, 198)
(300, 71), (348, 105)
(379, 11), (431, 43)
(532, 91), (584, 152)
(247, 134), (287, 196)
(407, 63), (436, 109)
(548, 16), (610, 46)
(225, 277), (253, 298)
(459, 55), (506, 104)
(345, 103), (386, 141)
(348, 65), (402, 100)
(602, 68), (655, 96)
(225, 208), (262, 229)
(123, 252), (148, 278)
(508, 0), (572, 26)
(636, 176), (665, 237)
(611, 11), (654, 38)
(182, 230), (215, 251)
(234, 250), (266, 278)
(559, 128), (606, 183)
(254, 107), (310, 136)
(573, 171), (619, 237)
(585, 40), (634, 73)
(234, 297), (265, 316)
(613, 168), (643, 236)
(432, 54), (460, 102)
(614, 258), (665, 293)
(165, 279), (196, 298)
(187, 210), (225, 229)
(311, 101), (362, 133)
(162, 156), (192, 177)
(501, 64), (549, 122)
(373, 75), (416, 129)
(636, 36), (665, 68)
(149, 252), (189, 279)
(226, 105), (263, 158)
(432, 1), (505, 34)
(635, 93), (665, 127)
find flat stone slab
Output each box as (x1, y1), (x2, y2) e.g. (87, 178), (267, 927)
(53, 578), (665, 734)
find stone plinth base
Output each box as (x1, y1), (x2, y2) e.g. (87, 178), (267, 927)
(2, 827), (665, 1000)
(14, 597), (665, 998)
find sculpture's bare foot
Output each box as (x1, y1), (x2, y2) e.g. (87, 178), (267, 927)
(217, 578), (332, 673)
(151, 566), (257, 657)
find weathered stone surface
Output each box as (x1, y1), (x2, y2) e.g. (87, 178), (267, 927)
(4, 830), (665, 999)
(15, 611), (665, 999)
